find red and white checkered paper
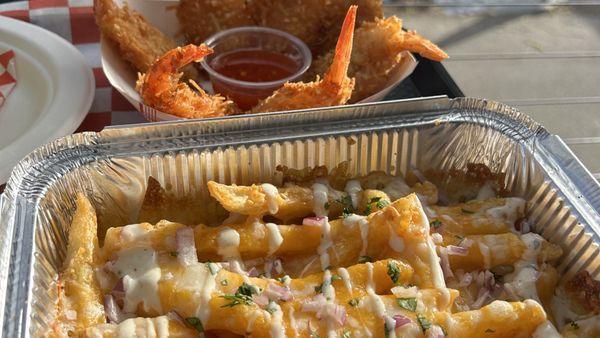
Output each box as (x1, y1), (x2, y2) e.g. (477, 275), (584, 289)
(0, 0), (144, 132)
(0, 49), (16, 108)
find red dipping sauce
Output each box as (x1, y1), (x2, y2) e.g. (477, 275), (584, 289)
(200, 26), (312, 111)
(209, 49), (300, 110)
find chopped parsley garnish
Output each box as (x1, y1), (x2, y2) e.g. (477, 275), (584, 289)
(416, 314), (431, 332)
(430, 220), (442, 229)
(276, 275), (291, 284)
(331, 274), (342, 282)
(324, 202), (330, 210)
(185, 317), (204, 332)
(220, 279), (228, 286)
(387, 261), (401, 284)
(348, 298), (360, 307)
(169, 251), (179, 257)
(384, 324), (391, 338)
(310, 331), (320, 338)
(454, 235), (465, 246)
(570, 322), (580, 330)
(485, 328), (496, 333)
(220, 282), (257, 308)
(343, 330), (351, 338)
(441, 326), (448, 336)
(461, 208), (475, 214)
(358, 255), (372, 263)
(364, 196), (390, 214)
(396, 297), (417, 312)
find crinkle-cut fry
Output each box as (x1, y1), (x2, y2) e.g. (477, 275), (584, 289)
(85, 315), (196, 337)
(249, 6), (356, 114)
(53, 195), (105, 336)
(207, 181), (315, 221)
(448, 300), (547, 337)
(442, 233), (526, 271)
(94, 0), (177, 73)
(430, 197), (527, 235)
(136, 44), (240, 119)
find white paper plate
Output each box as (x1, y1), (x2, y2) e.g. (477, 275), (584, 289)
(0, 16), (94, 184)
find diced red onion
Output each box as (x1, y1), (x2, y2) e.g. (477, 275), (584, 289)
(302, 294), (327, 313)
(302, 217), (326, 227)
(392, 314), (412, 328)
(111, 278), (126, 301)
(459, 238), (474, 249)
(457, 272), (473, 287)
(328, 304), (347, 326)
(438, 247), (454, 278)
(166, 310), (186, 326)
(264, 283), (293, 302)
(272, 259), (284, 275)
(252, 293), (269, 308)
(104, 294), (133, 324)
(482, 270), (495, 291)
(446, 245), (468, 256)
(471, 289), (490, 309)
(427, 325), (445, 338)
(247, 267), (260, 277)
(176, 227), (198, 266)
(243, 257), (265, 268)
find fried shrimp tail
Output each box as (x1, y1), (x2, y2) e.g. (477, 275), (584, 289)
(401, 30), (448, 62)
(136, 44), (239, 119)
(94, 0), (177, 73)
(250, 5), (357, 114)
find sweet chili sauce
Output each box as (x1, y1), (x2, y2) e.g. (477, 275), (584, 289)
(208, 49), (301, 110)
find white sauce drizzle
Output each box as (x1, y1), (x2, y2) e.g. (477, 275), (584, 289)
(178, 262), (217, 325)
(268, 302), (286, 338)
(344, 180), (362, 209)
(322, 270), (338, 338)
(505, 233), (543, 301)
(317, 217), (333, 270)
(112, 248), (162, 313)
(288, 307), (298, 337)
(486, 197), (526, 224)
(365, 263), (392, 337)
(337, 267), (353, 294)
(119, 223), (147, 242)
(312, 182), (330, 217)
(217, 227), (241, 260)
(262, 183), (280, 214)
(265, 222), (284, 256)
(388, 227), (405, 252)
(343, 214), (369, 257)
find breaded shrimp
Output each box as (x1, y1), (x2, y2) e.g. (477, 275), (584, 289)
(176, 0), (253, 45)
(94, 0), (176, 72)
(308, 16), (448, 102)
(136, 45), (239, 119)
(250, 6), (357, 114)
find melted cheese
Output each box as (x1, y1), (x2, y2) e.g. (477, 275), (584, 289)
(312, 182), (330, 217)
(344, 180), (362, 209)
(217, 227), (241, 260)
(506, 233), (543, 301)
(268, 302), (286, 338)
(476, 182), (496, 200)
(317, 218), (333, 270)
(343, 214), (369, 257)
(265, 222), (283, 256)
(262, 183), (279, 214)
(113, 248), (162, 313)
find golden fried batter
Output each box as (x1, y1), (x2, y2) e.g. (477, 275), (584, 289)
(308, 16), (448, 102)
(135, 44), (239, 118)
(94, 0), (177, 72)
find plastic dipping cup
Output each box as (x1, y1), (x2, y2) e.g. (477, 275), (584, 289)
(201, 26), (312, 111)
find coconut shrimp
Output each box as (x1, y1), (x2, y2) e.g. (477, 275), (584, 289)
(94, 0), (176, 72)
(250, 6), (357, 114)
(136, 45), (239, 119)
(308, 16), (448, 102)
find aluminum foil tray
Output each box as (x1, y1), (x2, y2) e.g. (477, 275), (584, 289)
(1, 96), (599, 337)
